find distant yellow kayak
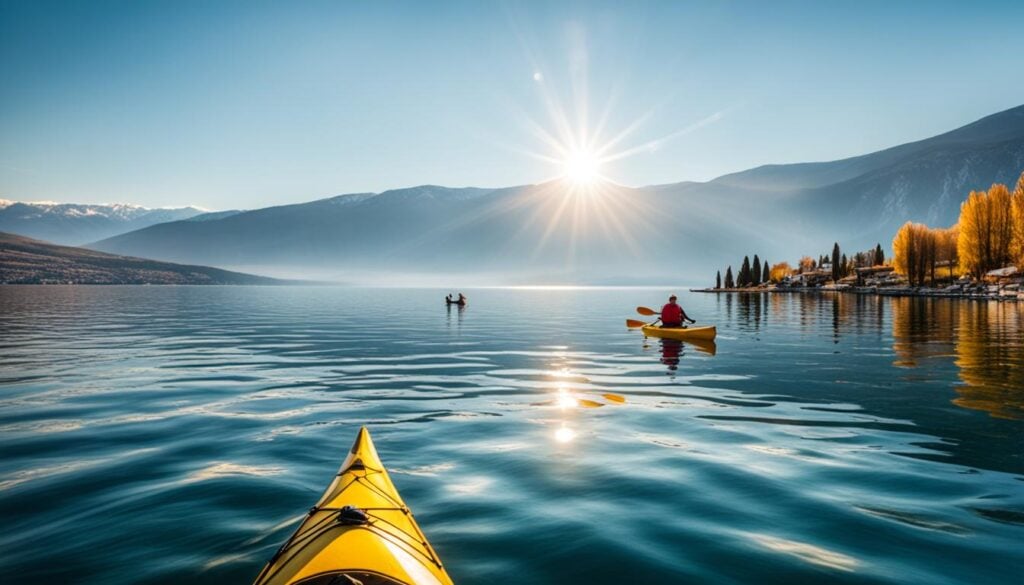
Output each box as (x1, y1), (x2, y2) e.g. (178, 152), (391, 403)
(253, 427), (453, 585)
(641, 324), (717, 341)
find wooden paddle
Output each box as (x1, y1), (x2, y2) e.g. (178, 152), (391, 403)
(626, 318), (650, 328)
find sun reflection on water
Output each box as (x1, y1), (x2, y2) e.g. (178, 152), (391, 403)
(554, 425), (577, 444)
(556, 388), (578, 410)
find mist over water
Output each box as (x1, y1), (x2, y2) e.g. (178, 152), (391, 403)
(1, 286), (1021, 584)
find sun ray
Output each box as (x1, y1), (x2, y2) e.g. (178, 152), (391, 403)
(600, 109), (727, 164)
(592, 109), (655, 159)
(443, 23), (736, 277)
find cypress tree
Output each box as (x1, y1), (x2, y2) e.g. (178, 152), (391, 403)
(831, 242), (841, 281)
(840, 253), (848, 277)
(752, 254), (761, 285)
(740, 256), (751, 287)
(716, 270), (721, 289)
(762, 260), (769, 284)
(725, 266), (734, 288)
(874, 243), (885, 266)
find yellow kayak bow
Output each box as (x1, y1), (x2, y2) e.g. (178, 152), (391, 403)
(253, 427), (453, 585)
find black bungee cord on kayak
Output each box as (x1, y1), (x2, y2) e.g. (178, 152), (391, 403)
(336, 505), (369, 526)
(255, 464), (443, 585)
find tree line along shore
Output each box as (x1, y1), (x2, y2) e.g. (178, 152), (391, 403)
(697, 171), (1024, 302)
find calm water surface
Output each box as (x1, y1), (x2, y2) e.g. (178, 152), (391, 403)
(1, 286), (1022, 584)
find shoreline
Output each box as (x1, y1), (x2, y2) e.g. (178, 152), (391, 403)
(690, 286), (1023, 302)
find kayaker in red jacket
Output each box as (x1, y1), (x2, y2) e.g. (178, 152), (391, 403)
(661, 295), (695, 328)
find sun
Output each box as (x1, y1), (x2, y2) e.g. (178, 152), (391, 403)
(563, 149), (602, 185)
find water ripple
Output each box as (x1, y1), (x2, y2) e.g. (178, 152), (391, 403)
(1, 286), (1022, 584)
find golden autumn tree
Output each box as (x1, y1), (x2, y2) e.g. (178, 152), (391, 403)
(768, 262), (793, 283)
(797, 256), (816, 273)
(893, 222), (937, 286)
(935, 225), (960, 281)
(893, 222), (917, 285)
(958, 183), (1015, 278)
(989, 183), (1015, 268)
(958, 190), (988, 277)
(1013, 171), (1024, 268)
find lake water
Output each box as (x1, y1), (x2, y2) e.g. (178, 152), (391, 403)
(1, 286), (1022, 584)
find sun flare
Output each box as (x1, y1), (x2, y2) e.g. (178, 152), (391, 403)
(505, 51), (728, 266)
(563, 149), (602, 185)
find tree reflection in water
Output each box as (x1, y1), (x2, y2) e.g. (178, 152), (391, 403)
(891, 297), (1023, 419)
(719, 291), (1021, 419)
(953, 302), (1024, 420)
(890, 297), (956, 368)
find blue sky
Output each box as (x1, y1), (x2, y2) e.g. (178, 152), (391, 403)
(1, 0), (1022, 209)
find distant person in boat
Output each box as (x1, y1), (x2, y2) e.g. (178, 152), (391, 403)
(445, 293), (467, 305)
(661, 295), (695, 328)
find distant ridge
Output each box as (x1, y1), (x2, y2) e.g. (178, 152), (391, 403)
(76, 104), (1024, 283)
(0, 201), (207, 245)
(186, 210), (244, 222)
(0, 232), (283, 285)
(712, 104), (1024, 191)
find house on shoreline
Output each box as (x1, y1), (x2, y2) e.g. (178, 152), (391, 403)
(855, 265), (898, 287)
(985, 266), (1021, 298)
(776, 265), (896, 289)
(698, 263), (1022, 301)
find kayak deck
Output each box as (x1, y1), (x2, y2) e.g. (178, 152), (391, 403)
(253, 428), (452, 585)
(641, 324), (717, 341)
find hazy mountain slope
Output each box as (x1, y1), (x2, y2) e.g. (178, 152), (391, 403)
(0, 232), (281, 285)
(92, 186), (505, 268)
(712, 104), (1024, 192)
(187, 210), (244, 222)
(89, 181), (800, 283)
(663, 104), (1024, 257)
(88, 105), (1024, 283)
(786, 136), (1024, 242)
(0, 201), (206, 245)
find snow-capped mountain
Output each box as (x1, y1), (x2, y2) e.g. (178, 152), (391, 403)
(0, 201), (207, 245)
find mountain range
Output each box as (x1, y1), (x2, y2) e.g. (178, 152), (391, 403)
(5, 104), (1023, 284)
(712, 103), (1024, 238)
(0, 201), (217, 245)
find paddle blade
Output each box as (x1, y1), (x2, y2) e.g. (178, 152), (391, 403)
(636, 306), (658, 316)
(626, 319), (648, 329)
(578, 399), (604, 408)
(602, 393), (626, 404)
